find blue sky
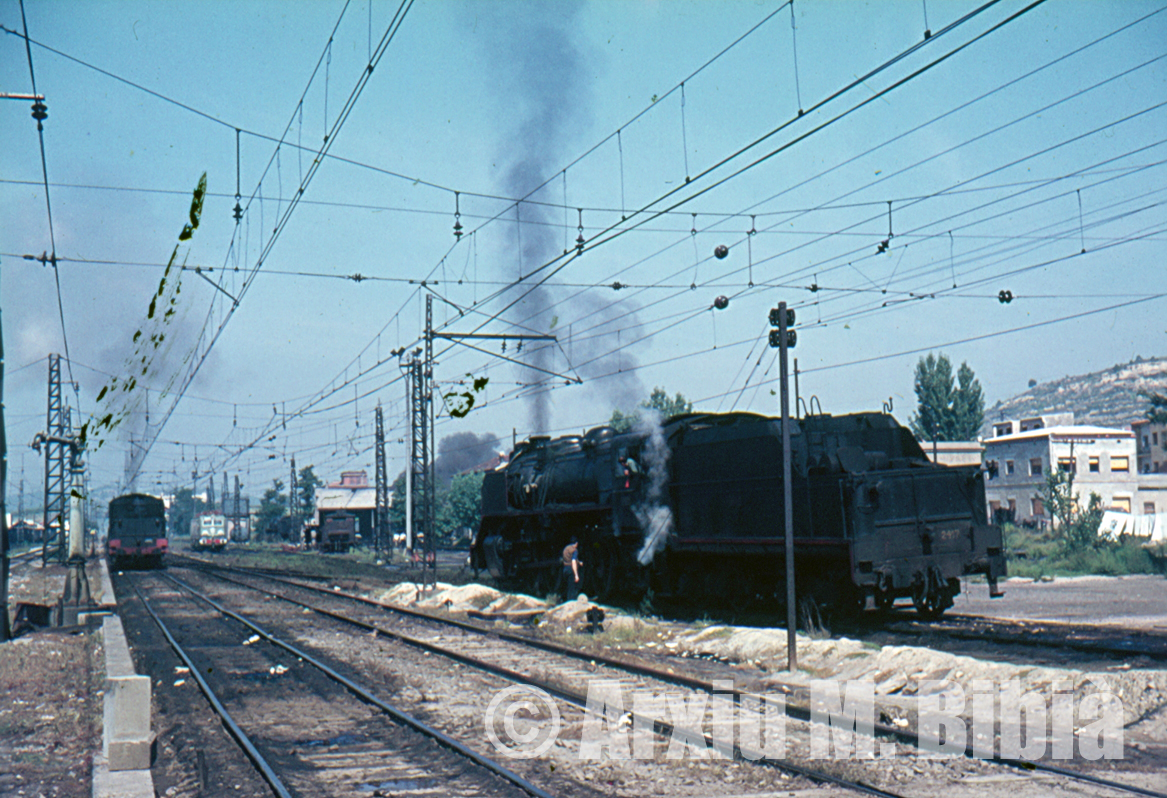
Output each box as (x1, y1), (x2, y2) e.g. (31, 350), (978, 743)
(3, 0), (1165, 503)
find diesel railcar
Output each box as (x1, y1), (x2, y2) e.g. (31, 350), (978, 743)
(191, 511), (229, 552)
(472, 411), (1006, 617)
(107, 493), (168, 569)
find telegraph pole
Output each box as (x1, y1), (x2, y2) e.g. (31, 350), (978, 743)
(769, 303), (798, 672)
(1, 263), (9, 641)
(4, 91), (49, 637)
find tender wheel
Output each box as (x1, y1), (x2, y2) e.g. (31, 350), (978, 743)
(912, 588), (947, 620)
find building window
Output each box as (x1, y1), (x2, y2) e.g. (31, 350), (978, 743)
(1145, 502), (1157, 515)
(1057, 457), (1075, 473)
(985, 460), (998, 479)
(1155, 432), (1160, 446)
(995, 422), (1013, 437)
(1031, 496), (1045, 516)
(1006, 460), (1015, 475)
(1145, 436), (1152, 449)
(1089, 456), (1099, 473)
(1111, 456), (1129, 473)
(1113, 496), (1131, 513)
(1029, 458), (1043, 476)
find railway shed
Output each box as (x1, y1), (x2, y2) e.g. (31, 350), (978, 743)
(313, 470), (379, 545)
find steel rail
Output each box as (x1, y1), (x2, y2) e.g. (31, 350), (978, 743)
(158, 572), (559, 798)
(183, 559), (1167, 798)
(182, 564), (911, 798)
(129, 578), (293, 798)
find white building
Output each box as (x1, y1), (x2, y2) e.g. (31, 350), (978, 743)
(1132, 418), (1167, 475)
(983, 421), (1137, 524)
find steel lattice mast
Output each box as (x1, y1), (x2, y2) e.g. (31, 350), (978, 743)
(374, 404), (388, 557)
(42, 354), (69, 564)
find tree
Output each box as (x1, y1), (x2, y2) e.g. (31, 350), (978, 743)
(610, 387), (694, 432)
(1042, 467), (1103, 554)
(1140, 390), (1167, 424)
(436, 472), (485, 543)
(168, 487), (205, 542)
(256, 478), (287, 539)
(909, 353), (984, 441)
(296, 465), (322, 522)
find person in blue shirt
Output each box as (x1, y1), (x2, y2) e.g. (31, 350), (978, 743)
(562, 537), (582, 600)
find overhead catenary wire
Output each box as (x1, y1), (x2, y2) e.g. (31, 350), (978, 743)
(16, 0), (77, 401)
(122, 0), (415, 486)
(15, 0), (1157, 489)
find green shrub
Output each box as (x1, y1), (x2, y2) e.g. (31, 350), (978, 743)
(1004, 522), (1157, 577)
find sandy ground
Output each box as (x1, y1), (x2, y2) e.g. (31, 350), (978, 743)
(384, 578), (1167, 793)
(1, 558), (105, 798)
(3, 561), (1164, 797)
(953, 574), (1167, 629)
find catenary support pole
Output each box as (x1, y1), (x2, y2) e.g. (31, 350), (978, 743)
(779, 302), (797, 672)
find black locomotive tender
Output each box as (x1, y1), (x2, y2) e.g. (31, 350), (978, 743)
(472, 411), (1006, 617)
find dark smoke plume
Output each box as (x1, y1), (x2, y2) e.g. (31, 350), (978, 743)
(481, 4), (601, 433)
(434, 431), (504, 483)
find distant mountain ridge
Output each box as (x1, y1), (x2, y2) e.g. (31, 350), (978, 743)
(983, 356), (1167, 435)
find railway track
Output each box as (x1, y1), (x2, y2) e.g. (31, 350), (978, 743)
(123, 571), (558, 798)
(162, 563), (895, 797)
(173, 558), (1166, 798)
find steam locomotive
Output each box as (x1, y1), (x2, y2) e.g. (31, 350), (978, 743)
(471, 411), (1006, 617)
(108, 493), (168, 569)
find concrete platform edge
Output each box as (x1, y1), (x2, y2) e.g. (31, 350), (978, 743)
(93, 556), (154, 798)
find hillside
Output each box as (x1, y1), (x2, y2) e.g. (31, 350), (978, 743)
(983, 356), (1167, 434)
